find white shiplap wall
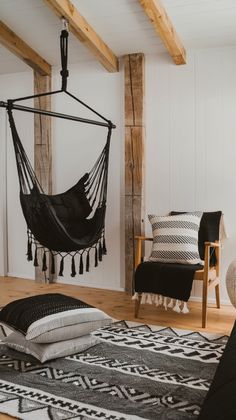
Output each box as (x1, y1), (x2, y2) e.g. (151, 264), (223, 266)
(0, 71), (34, 279)
(145, 47), (236, 303)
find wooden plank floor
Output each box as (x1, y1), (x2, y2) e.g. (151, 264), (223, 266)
(1, 276), (236, 334)
(0, 275), (236, 420)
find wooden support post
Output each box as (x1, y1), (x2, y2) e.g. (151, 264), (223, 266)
(34, 71), (54, 283)
(124, 53), (145, 295)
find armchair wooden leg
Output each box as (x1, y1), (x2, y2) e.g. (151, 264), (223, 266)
(215, 284), (220, 309)
(202, 280), (208, 328)
(135, 293), (142, 318)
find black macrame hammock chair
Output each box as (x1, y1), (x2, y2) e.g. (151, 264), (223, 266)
(1, 24), (115, 278)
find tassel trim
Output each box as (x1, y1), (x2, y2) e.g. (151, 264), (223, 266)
(71, 256), (76, 277)
(59, 257), (64, 276)
(102, 236), (107, 255)
(132, 292), (190, 314)
(33, 248), (39, 267)
(94, 248), (98, 267)
(27, 239), (33, 261)
(25, 231), (108, 278)
(42, 251), (47, 272)
(98, 241), (103, 261)
(86, 252), (90, 272)
(51, 252), (55, 275)
(79, 254), (84, 275)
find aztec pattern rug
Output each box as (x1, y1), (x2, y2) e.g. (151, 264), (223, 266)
(0, 321), (228, 420)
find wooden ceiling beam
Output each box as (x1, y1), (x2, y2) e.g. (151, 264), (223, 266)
(44, 0), (119, 73)
(0, 21), (51, 76)
(139, 0), (186, 65)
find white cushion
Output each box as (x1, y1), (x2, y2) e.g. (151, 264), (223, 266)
(148, 213), (202, 264)
(0, 293), (112, 344)
(2, 331), (99, 363)
(25, 307), (112, 343)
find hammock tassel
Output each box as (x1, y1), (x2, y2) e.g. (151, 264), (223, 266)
(98, 241), (103, 261)
(27, 239), (33, 261)
(94, 247), (98, 267)
(71, 256), (76, 277)
(42, 251), (47, 272)
(59, 257), (64, 276)
(79, 254), (84, 275)
(102, 237), (107, 255)
(33, 248), (39, 267)
(86, 252), (90, 272)
(51, 252), (55, 275)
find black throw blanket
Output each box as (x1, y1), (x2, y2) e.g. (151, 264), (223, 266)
(134, 211), (222, 303)
(135, 262), (203, 302)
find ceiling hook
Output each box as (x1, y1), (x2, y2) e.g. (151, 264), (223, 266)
(61, 17), (68, 31)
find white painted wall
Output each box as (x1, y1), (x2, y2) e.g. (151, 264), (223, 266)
(51, 61), (124, 290)
(0, 71), (34, 279)
(145, 47), (236, 303)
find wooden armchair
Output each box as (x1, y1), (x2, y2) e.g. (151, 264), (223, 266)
(134, 236), (221, 328)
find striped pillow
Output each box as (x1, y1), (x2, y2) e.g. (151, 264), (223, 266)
(148, 213), (202, 264)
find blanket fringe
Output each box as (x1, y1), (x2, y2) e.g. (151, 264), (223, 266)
(131, 292), (189, 314)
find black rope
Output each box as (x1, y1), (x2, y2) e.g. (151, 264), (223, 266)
(60, 29), (69, 91)
(1, 26), (116, 129)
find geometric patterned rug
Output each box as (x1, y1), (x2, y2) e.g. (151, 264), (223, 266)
(0, 321), (228, 420)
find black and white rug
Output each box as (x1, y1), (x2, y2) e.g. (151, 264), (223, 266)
(0, 321), (228, 420)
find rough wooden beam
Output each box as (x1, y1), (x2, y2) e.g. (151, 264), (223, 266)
(34, 72), (54, 283)
(124, 53), (145, 295)
(0, 21), (51, 75)
(44, 0), (119, 73)
(139, 0), (186, 65)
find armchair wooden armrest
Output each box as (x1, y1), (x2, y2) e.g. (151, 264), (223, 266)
(134, 236), (153, 241)
(204, 241), (220, 248)
(134, 235), (153, 269)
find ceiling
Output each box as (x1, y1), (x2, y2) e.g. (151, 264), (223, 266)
(0, 0), (236, 74)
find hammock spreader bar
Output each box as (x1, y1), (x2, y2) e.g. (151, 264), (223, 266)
(0, 21), (115, 278)
(0, 100), (115, 129)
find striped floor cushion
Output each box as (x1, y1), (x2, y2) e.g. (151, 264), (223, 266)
(148, 213), (202, 264)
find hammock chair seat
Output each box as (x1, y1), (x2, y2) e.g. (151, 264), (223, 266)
(20, 173), (106, 253)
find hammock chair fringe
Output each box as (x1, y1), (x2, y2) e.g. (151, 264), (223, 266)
(51, 252), (55, 275)
(79, 254), (84, 275)
(86, 252), (90, 272)
(71, 256), (76, 277)
(27, 229), (107, 278)
(132, 292), (190, 314)
(33, 248), (39, 267)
